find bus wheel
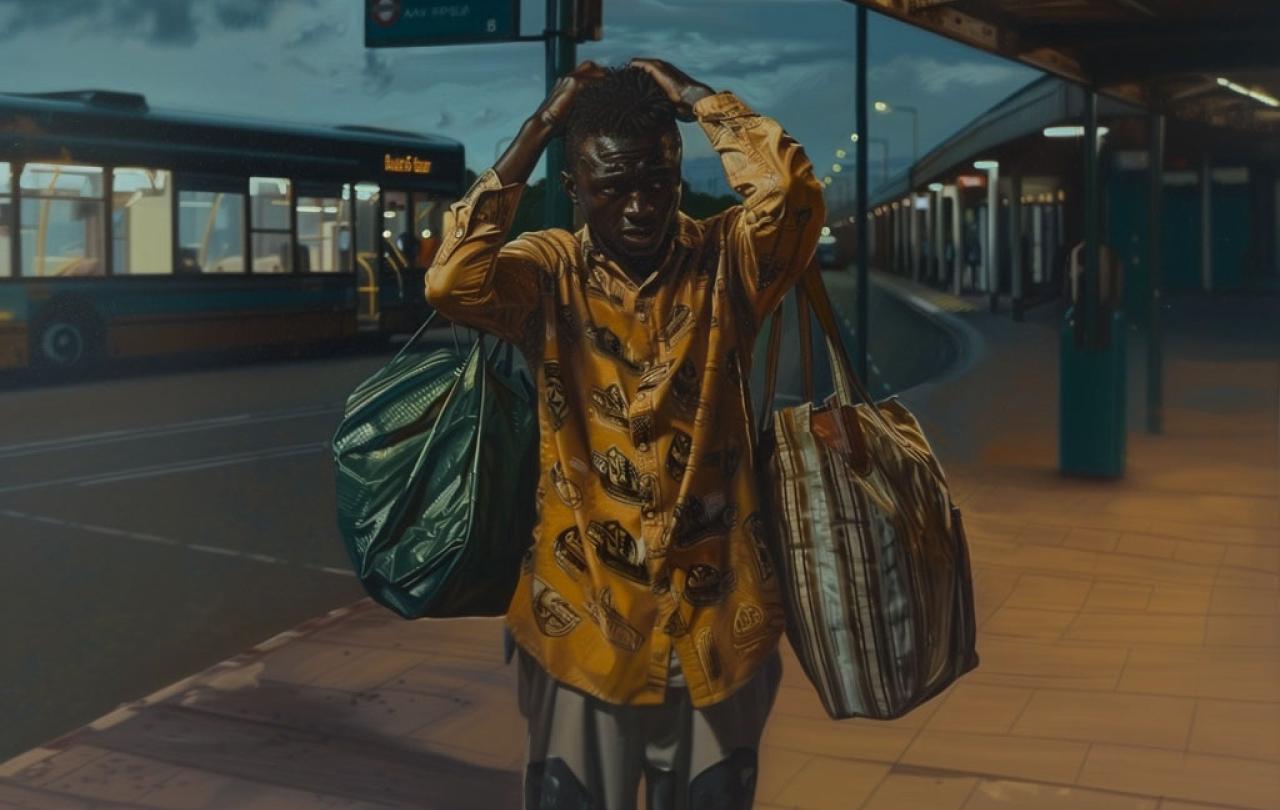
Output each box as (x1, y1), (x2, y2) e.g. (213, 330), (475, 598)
(31, 310), (102, 370)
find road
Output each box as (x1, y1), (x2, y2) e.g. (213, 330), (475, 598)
(0, 268), (957, 762)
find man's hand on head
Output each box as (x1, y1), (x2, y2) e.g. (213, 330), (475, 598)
(627, 58), (715, 121)
(535, 60), (608, 136)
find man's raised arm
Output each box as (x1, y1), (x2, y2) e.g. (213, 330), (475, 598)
(630, 58), (827, 329)
(425, 61), (605, 344)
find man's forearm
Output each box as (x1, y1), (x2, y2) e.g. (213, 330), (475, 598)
(493, 116), (556, 186)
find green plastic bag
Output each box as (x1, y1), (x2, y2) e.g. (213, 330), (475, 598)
(332, 318), (537, 619)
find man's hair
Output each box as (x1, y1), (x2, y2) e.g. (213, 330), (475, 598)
(565, 66), (679, 160)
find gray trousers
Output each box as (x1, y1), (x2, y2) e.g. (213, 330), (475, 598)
(516, 647), (783, 810)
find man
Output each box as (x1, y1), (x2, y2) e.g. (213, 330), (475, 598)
(426, 58), (825, 810)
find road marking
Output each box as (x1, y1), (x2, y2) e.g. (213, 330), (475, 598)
(0, 403), (341, 460)
(0, 508), (354, 577)
(189, 544), (240, 557)
(0, 442), (329, 495)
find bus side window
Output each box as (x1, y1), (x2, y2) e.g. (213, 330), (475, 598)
(177, 189), (246, 273)
(296, 187), (347, 272)
(113, 168), (172, 275)
(0, 162), (11, 277)
(250, 177), (292, 274)
(19, 163), (106, 277)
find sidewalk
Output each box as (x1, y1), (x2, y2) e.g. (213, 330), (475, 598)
(3, 276), (1277, 810)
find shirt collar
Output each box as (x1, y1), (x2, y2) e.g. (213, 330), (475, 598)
(577, 214), (701, 290)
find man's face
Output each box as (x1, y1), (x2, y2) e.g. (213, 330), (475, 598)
(566, 128), (683, 265)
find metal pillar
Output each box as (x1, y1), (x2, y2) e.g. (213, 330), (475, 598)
(909, 196), (920, 282)
(1082, 89), (1100, 346)
(1200, 152), (1213, 292)
(1147, 111), (1165, 434)
(934, 187), (945, 285)
(949, 185), (963, 295)
(1009, 174), (1024, 320)
(544, 0), (576, 230)
(854, 3), (869, 384)
(985, 166), (999, 309)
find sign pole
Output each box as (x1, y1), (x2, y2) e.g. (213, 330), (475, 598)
(854, 4), (869, 385)
(544, 0), (577, 230)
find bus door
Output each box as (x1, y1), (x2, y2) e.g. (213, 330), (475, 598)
(352, 182), (382, 329)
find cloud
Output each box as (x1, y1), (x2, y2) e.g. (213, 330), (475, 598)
(872, 54), (1028, 95)
(362, 50), (393, 96)
(0, 0), (314, 45)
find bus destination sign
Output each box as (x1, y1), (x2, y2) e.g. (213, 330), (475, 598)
(385, 154), (433, 175)
(365, 0), (521, 48)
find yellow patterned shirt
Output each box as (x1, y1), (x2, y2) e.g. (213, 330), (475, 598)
(426, 91), (825, 707)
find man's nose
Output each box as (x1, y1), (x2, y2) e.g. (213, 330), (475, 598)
(624, 192), (654, 218)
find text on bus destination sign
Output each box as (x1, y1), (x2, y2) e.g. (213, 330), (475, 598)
(385, 154), (433, 174)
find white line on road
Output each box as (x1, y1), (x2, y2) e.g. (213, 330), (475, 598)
(0, 442), (329, 495)
(0, 509), (354, 577)
(0, 403), (342, 460)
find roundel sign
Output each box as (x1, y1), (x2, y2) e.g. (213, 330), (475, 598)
(370, 0), (401, 28)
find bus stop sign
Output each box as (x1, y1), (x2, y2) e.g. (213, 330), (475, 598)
(365, 0), (521, 48)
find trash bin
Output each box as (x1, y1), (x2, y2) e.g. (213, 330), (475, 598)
(1059, 243), (1126, 478)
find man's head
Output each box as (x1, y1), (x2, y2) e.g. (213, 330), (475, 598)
(563, 67), (683, 267)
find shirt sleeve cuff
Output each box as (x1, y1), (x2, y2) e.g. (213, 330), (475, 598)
(436, 168), (525, 263)
(693, 91), (755, 123)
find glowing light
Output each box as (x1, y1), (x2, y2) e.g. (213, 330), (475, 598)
(821, 226), (832, 236)
(1043, 125), (1111, 138)
(928, 182), (944, 192)
(874, 101), (890, 113)
(832, 163), (842, 173)
(836, 149), (847, 159)
(383, 211), (397, 219)
(420, 229), (432, 239)
(1217, 76), (1279, 107)
(850, 133), (859, 143)
(974, 160), (999, 170)
(382, 229), (392, 239)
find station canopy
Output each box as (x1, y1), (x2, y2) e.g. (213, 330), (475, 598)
(846, 0), (1280, 134)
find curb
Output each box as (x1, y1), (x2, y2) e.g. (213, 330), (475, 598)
(0, 598), (381, 776)
(867, 271), (988, 397)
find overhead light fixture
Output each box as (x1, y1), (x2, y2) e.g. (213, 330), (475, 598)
(832, 163), (843, 173)
(874, 101), (890, 113)
(1217, 76), (1279, 107)
(850, 133), (860, 143)
(836, 148), (847, 159)
(927, 182), (944, 192)
(821, 226), (832, 237)
(973, 160), (999, 170)
(1043, 125), (1111, 138)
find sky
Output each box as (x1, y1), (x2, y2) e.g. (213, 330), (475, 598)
(0, 0), (1039, 195)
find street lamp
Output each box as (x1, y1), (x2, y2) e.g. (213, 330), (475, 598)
(874, 100), (919, 166)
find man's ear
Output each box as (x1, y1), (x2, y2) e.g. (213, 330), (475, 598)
(560, 170), (577, 204)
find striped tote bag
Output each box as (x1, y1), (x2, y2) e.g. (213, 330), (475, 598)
(757, 268), (979, 720)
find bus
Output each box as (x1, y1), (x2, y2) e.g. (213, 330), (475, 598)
(0, 89), (466, 371)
